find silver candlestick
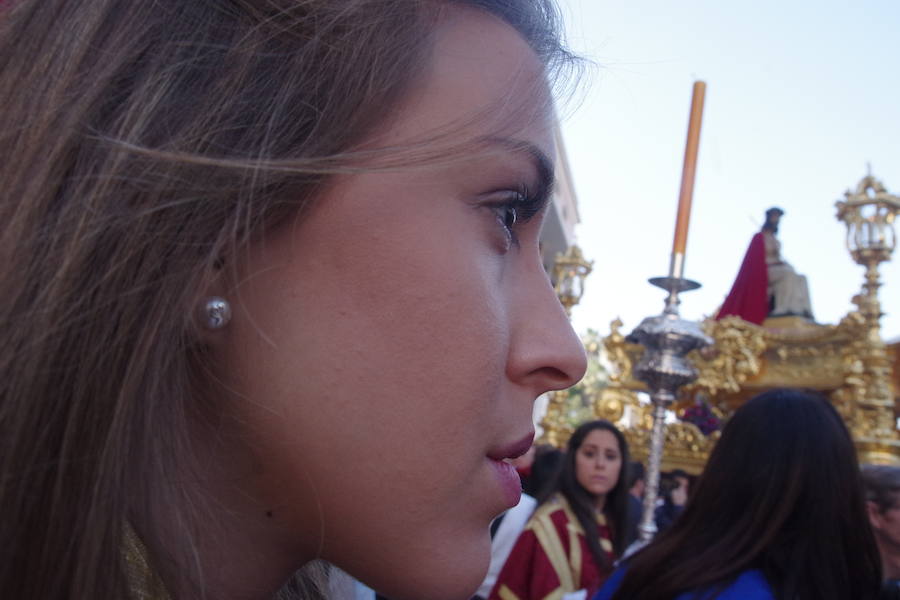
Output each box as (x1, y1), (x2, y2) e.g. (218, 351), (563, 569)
(626, 255), (712, 550)
(621, 79), (710, 556)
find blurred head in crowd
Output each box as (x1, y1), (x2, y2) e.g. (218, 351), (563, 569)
(611, 388), (882, 600)
(556, 421), (630, 567)
(863, 465), (900, 579)
(525, 445), (564, 498)
(627, 461), (645, 499)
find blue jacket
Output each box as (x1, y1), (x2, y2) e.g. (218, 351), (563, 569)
(593, 566), (775, 600)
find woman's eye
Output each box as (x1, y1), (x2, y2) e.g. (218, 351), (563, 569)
(500, 204), (518, 231)
(486, 199), (521, 251)
(490, 191), (525, 244)
(484, 185), (546, 250)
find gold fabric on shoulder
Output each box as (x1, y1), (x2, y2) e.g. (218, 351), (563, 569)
(528, 493), (564, 519)
(524, 494), (582, 591)
(530, 509), (576, 591)
(498, 583), (523, 600)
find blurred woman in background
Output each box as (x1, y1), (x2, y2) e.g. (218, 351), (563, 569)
(490, 420), (630, 600)
(597, 389), (882, 600)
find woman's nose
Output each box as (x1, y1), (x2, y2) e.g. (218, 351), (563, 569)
(505, 266), (587, 394)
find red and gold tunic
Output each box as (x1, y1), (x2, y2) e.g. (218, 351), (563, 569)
(488, 494), (614, 600)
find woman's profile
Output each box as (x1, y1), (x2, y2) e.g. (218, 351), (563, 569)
(596, 389), (882, 600)
(0, 1), (586, 598)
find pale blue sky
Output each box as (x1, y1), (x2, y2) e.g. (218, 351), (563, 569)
(557, 0), (900, 340)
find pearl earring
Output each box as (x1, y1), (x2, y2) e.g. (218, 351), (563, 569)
(202, 297), (231, 330)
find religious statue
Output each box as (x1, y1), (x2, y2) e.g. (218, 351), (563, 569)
(604, 318), (633, 383)
(716, 207), (814, 324)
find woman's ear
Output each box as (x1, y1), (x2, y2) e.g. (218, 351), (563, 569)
(867, 500), (884, 531)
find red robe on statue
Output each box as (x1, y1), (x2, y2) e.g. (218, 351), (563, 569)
(716, 232), (769, 325)
(488, 494), (614, 600)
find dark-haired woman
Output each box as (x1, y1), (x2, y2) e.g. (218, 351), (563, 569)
(595, 389), (882, 600)
(489, 421), (630, 600)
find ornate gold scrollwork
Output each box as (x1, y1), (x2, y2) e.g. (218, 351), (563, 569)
(619, 396), (720, 475)
(686, 316), (767, 396)
(551, 302), (898, 471)
(539, 174), (899, 467)
(591, 385), (629, 424)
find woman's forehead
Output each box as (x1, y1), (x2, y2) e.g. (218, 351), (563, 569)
(378, 6), (555, 158)
(582, 429), (619, 447)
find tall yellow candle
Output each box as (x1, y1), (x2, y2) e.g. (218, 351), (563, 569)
(672, 80), (706, 259)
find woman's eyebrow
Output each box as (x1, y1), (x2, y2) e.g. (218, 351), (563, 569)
(481, 136), (556, 200)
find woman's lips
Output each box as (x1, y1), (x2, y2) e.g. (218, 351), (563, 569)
(487, 431), (535, 461)
(486, 431), (533, 508)
(488, 458), (522, 508)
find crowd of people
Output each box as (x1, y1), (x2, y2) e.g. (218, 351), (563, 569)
(487, 420), (628, 600)
(2, 1), (898, 599)
(470, 389), (892, 600)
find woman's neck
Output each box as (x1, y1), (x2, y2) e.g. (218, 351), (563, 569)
(149, 420), (319, 599)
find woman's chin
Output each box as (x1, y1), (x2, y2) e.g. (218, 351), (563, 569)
(359, 532), (491, 600)
(380, 577), (484, 600)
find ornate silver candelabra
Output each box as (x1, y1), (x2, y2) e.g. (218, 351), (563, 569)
(623, 80), (710, 552)
(627, 262), (712, 546)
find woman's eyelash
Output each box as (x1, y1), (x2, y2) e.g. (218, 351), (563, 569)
(512, 184), (548, 222)
(492, 184), (548, 245)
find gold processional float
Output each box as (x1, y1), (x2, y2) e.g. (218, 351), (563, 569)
(541, 82), (900, 536)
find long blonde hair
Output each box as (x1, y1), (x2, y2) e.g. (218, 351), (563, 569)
(0, 0), (575, 597)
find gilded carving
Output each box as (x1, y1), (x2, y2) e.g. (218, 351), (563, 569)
(621, 400), (720, 475)
(591, 386), (630, 424)
(604, 318), (636, 384)
(571, 298), (899, 470)
(686, 316), (766, 396)
(541, 173), (900, 467)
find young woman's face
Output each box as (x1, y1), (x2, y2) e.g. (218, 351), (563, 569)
(210, 8), (586, 600)
(575, 429), (623, 501)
